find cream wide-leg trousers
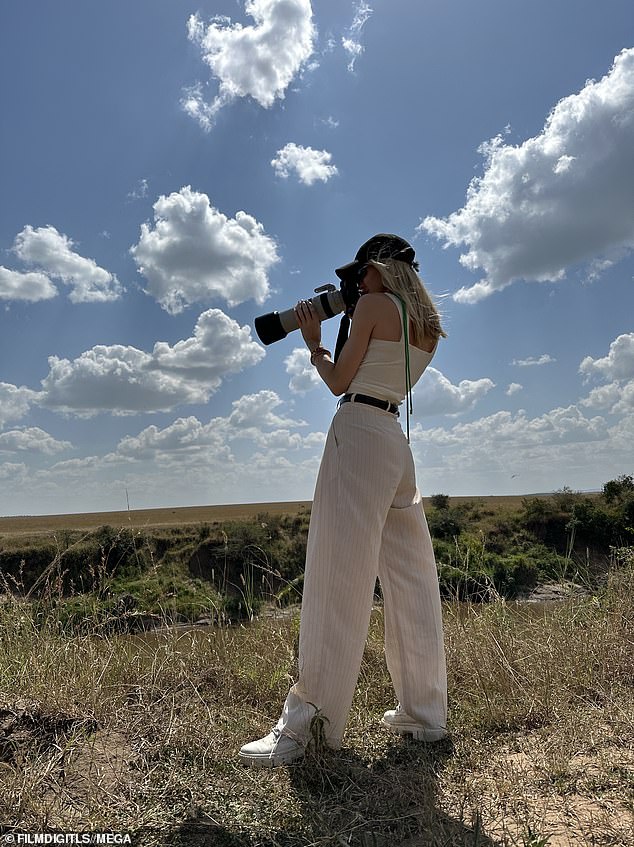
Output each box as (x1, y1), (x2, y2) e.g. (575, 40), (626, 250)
(275, 400), (447, 747)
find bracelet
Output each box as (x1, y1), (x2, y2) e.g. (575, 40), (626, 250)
(310, 346), (331, 366)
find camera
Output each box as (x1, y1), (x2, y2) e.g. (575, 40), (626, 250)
(254, 272), (362, 346)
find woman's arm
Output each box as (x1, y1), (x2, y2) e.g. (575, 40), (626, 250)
(295, 294), (381, 396)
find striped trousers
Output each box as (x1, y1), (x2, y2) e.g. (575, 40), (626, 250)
(275, 400), (447, 746)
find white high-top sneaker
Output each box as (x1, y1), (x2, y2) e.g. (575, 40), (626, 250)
(239, 727), (305, 767)
(382, 705), (447, 742)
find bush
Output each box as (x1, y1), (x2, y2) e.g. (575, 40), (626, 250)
(430, 493), (450, 511)
(427, 507), (466, 540)
(603, 474), (634, 504)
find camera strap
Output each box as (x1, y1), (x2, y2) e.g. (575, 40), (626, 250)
(334, 313), (350, 363)
(398, 297), (413, 443)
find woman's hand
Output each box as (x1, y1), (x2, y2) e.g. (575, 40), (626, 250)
(294, 300), (321, 350)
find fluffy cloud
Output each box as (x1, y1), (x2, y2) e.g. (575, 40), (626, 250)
(0, 267), (57, 302)
(114, 391), (311, 462)
(116, 416), (231, 462)
(342, 1), (373, 72)
(581, 381), (634, 416)
(13, 225), (123, 303)
(183, 0), (316, 131)
(421, 48), (634, 302)
(0, 383), (39, 430)
(579, 333), (634, 415)
(0, 388), (325, 514)
(39, 309), (264, 415)
(271, 143), (338, 185)
(130, 186), (279, 314)
(409, 403), (630, 496)
(225, 390), (302, 430)
(285, 347), (321, 394)
(579, 333), (634, 382)
(152, 309), (263, 380)
(413, 368), (495, 416)
(0, 463), (28, 483)
(506, 383), (523, 396)
(0, 427), (71, 455)
(511, 354), (556, 367)
(416, 406), (607, 450)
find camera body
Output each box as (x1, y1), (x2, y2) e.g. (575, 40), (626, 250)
(254, 275), (361, 346)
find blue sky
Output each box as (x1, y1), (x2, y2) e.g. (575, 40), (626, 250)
(1, 0), (633, 516)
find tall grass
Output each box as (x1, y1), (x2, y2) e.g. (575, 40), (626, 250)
(0, 550), (632, 845)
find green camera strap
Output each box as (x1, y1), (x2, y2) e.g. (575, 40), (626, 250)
(398, 297), (413, 442)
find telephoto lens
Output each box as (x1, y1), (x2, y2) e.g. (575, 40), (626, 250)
(254, 284), (347, 346)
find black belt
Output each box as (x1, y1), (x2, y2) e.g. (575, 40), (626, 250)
(339, 393), (399, 415)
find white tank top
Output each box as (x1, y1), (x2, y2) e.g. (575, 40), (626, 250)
(346, 292), (436, 404)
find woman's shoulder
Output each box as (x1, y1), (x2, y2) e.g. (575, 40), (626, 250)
(355, 292), (396, 313)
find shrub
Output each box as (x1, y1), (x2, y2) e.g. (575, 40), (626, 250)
(430, 493), (450, 511)
(603, 474), (634, 504)
(427, 507), (466, 540)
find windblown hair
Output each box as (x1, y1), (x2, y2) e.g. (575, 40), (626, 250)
(369, 259), (447, 347)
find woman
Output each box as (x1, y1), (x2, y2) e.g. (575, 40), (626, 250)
(239, 234), (448, 767)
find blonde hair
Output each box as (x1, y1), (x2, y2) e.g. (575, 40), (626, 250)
(369, 259), (447, 347)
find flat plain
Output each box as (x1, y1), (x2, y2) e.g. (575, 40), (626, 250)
(0, 494), (553, 536)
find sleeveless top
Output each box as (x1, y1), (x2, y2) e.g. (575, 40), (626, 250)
(346, 292), (436, 405)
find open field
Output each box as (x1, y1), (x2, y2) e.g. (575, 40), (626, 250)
(0, 493), (570, 536)
(0, 501), (312, 536)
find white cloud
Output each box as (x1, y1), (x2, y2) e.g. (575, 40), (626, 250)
(0, 383), (39, 430)
(511, 354), (556, 367)
(0, 463), (28, 483)
(420, 48), (634, 302)
(152, 309), (263, 380)
(0, 427), (71, 455)
(271, 143), (338, 185)
(342, 1), (373, 72)
(115, 391), (311, 465)
(13, 225), (123, 303)
(108, 390), (315, 474)
(285, 347), (321, 393)
(413, 367), (495, 416)
(0, 389), (326, 514)
(226, 390), (302, 430)
(116, 416), (231, 462)
(183, 0), (316, 131)
(39, 309), (264, 415)
(127, 178), (149, 200)
(409, 403), (631, 496)
(582, 381), (634, 415)
(130, 186), (279, 314)
(579, 333), (634, 381)
(579, 333), (634, 416)
(506, 382), (523, 396)
(415, 406), (607, 450)
(580, 382), (622, 411)
(0, 267), (58, 302)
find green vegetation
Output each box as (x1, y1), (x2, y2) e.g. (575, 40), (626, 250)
(1, 482), (632, 631)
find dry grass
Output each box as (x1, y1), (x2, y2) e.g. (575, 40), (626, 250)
(0, 552), (632, 846)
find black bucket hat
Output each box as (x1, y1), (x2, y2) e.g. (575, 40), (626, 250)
(335, 233), (417, 280)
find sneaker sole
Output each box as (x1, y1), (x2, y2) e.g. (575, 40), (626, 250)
(238, 749), (305, 768)
(381, 718), (447, 743)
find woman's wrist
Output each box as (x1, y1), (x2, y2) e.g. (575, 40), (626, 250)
(310, 346), (331, 365)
